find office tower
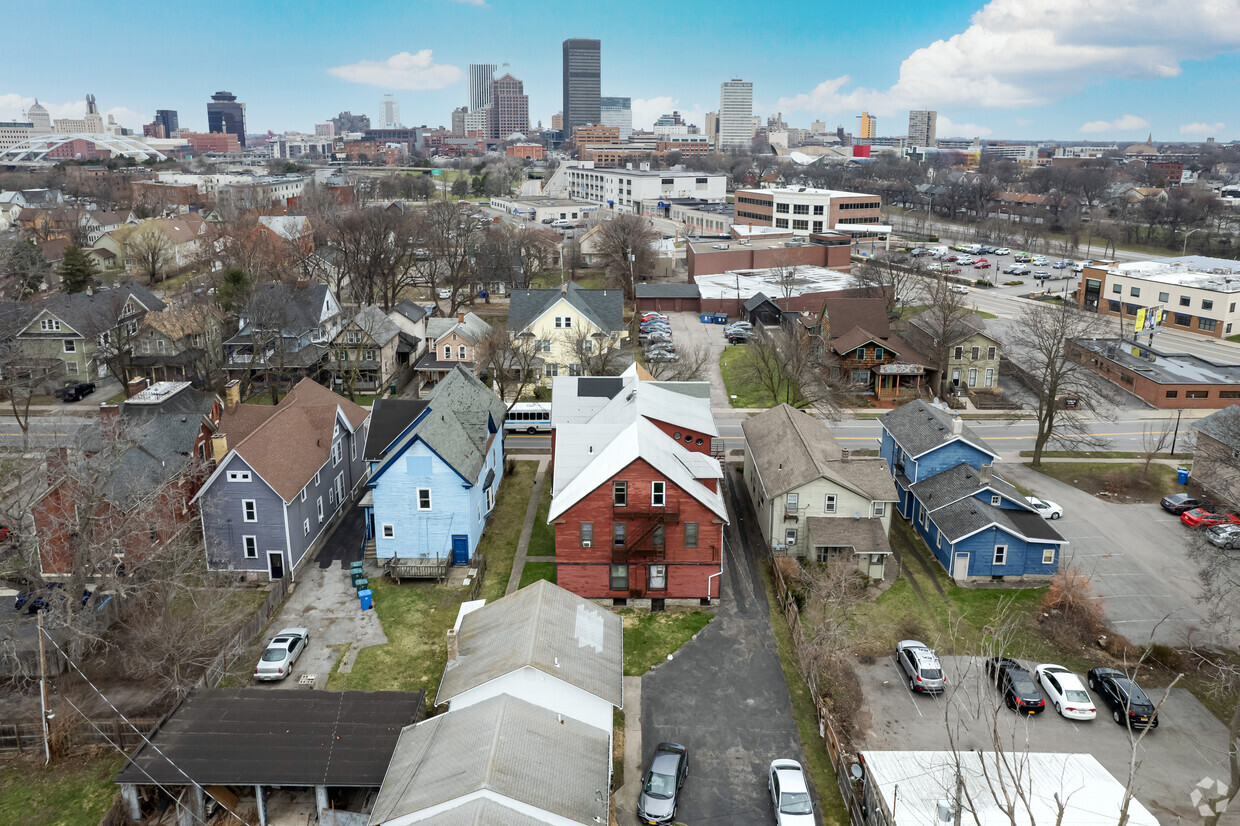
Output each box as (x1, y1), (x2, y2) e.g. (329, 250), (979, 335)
(718, 79), (754, 151)
(857, 112), (876, 144)
(704, 112), (718, 142)
(25, 100), (52, 134)
(810, 119), (826, 135)
(469, 63), (497, 112)
(562, 38), (601, 135)
(451, 106), (468, 135)
(382, 94), (401, 129)
(908, 110), (937, 147)
(155, 109), (179, 136)
(85, 93), (99, 115)
(487, 73), (529, 140)
(207, 91), (247, 148)
(551, 112), (563, 131)
(315, 122), (335, 137)
(599, 97), (631, 141)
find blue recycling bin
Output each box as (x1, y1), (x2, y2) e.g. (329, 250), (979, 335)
(358, 589), (373, 610)
(700, 313), (712, 324)
(1177, 467), (1189, 485)
(713, 313), (728, 324)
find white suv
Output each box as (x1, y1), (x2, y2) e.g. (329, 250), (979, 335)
(896, 640), (946, 694)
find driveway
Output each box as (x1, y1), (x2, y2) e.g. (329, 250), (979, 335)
(665, 311), (731, 409)
(634, 473), (807, 826)
(1002, 463), (1215, 647)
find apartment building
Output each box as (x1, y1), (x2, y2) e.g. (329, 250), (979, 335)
(1079, 258), (1240, 339)
(563, 167), (726, 215)
(733, 186), (883, 236)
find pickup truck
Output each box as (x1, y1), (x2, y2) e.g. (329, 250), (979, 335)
(55, 381), (97, 402)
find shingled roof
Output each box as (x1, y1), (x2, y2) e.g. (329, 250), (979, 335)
(507, 282), (624, 334)
(879, 399), (998, 459)
(930, 496), (1068, 545)
(910, 463), (1028, 514)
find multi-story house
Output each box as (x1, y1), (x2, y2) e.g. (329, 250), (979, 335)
(415, 311), (491, 386)
(879, 400), (1066, 580)
(507, 282), (625, 383)
(224, 283), (341, 389)
(742, 404), (897, 579)
(362, 366), (506, 565)
(905, 309), (1002, 394)
(192, 378), (370, 580)
(386, 299), (429, 382)
(1189, 405), (1240, 506)
(328, 305), (403, 394)
(801, 295), (929, 399)
(548, 367), (727, 608)
(131, 304), (225, 386)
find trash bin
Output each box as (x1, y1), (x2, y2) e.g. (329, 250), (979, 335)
(1177, 466), (1190, 485)
(358, 589), (373, 610)
(354, 578), (369, 592)
(349, 560), (364, 573)
(389, 382), (397, 395)
(351, 572), (365, 587)
(700, 313), (712, 324)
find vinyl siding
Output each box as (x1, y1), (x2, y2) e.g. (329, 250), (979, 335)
(201, 454), (287, 573)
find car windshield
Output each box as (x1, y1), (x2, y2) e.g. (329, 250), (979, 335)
(1065, 689), (1090, 702)
(780, 791), (813, 815)
(643, 771), (676, 799)
(920, 668), (943, 680)
(261, 648), (287, 662)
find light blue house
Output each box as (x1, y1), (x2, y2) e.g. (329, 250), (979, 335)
(879, 400), (1067, 581)
(362, 365), (506, 565)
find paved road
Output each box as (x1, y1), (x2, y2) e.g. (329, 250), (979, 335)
(0, 416), (93, 448)
(637, 473), (807, 826)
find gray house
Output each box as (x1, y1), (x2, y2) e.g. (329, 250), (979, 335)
(192, 378), (371, 580)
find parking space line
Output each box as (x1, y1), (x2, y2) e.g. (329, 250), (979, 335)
(890, 658), (924, 718)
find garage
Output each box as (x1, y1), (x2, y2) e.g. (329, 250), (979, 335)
(635, 283), (702, 314)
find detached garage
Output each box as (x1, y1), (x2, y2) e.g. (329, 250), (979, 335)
(635, 283), (702, 314)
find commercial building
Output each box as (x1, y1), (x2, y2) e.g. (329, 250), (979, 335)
(704, 111), (719, 142)
(468, 63), (497, 112)
(0, 121), (33, 151)
(599, 96), (632, 141)
(381, 94), (400, 129)
(668, 201), (734, 235)
(489, 195), (595, 223)
(182, 132), (240, 154)
(563, 166), (726, 215)
(562, 38), (601, 135)
(450, 105), (467, 135)
(1078, 258), (1240, 338)
(907, 109), (936, 147)
(25, 99), (52, 134)
(206, 91), (246, 148)
(1067, 338), (1240, 409)
(572, 123), (621, 147)
(486, 73), (529, 140)
(687, 232), (853, 277)
(506, 142), (545, 160)
(694, 265), (865, 314)
(733, 186), (885, 237)
(857, 112), (876, 144)
(718, 79), (754, 151)
(154, 109), (178, 136)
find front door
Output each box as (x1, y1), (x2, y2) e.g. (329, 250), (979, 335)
(952, 552), (969, 581)
(268, 551), (285, 580)
(450, 534), (468, 566)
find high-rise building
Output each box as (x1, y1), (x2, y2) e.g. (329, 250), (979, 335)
(704, 112), (718, 142)
(857, 112), (876, 144)
(599, 97), (631, 141)
(154, 109), (179, 137)
(451, 106), (468, 135)
(562, 38), (601, 135)
(315, 122), (335, 137)
(25, 100), (52, 134)
(207, 91), (246, 148)
(381, 94), (401, 129)
(908, 110), (937, 147)
(718, 79), (754, 151)
(551, 112), (563, 131)
(487, 73), (529, 140)
(810, 120), (826, 135)
(469, 63), (497, 112)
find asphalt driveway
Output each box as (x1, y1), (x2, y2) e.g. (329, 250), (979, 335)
(635, 473), (809, 825)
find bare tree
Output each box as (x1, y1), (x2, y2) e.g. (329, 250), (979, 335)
(1139, 418), (1174, 479)
(769, 250), (800, 306)
(738, 326), (842, 415)
(592, 214), (659, 299)
(0, 312), (64, 449)
(854, 254), (924, 313)
(475, 326), (544, 410)
(910, 278), (977, 400)
(329, 305), (394, 401)
(239, 283), (295, 403)
(328, 207), (421, 310)
(644, 344), (710, 381)
(566, 325), (630, 376)
(123, 223), (175, 284)
(422, 200), (479, 314)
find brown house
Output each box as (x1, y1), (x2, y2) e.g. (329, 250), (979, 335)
(131, 304), (225, 385)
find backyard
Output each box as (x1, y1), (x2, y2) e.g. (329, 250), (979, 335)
(719, 344), (794, 408)
(0, 752), (123, 826)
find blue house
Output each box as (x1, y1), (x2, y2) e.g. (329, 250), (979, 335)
(362, 365), (506, 565)
(879, 400), (1067, 581)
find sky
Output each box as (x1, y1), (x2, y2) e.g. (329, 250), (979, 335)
(3, 0), (1240, 143)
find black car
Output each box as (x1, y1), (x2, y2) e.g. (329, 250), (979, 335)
(637, 742), (688, 824)
(1161, 493), (1209, 515)
(1088, 667), (1159, 729)
(54, 381), (97, 402)
(984, 657), (1046, 714)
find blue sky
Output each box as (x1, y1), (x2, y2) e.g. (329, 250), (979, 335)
(4, 0), (1239, 142)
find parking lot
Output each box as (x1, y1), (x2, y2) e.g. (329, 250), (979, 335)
(856, 654), (1233, 823)
(664, 311), (733, 407)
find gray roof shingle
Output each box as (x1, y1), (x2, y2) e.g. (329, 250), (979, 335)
(930, 497), (1067, 544)
(349, 305), (401, 347)
(508, 282), (624, 334)
(425, 312), (492, 344)
(407, 799), (552, 826)
(1195, 405), (1240, 448)
(910, 464), (1028, 514)
(879, 400), (997, 459)
(806, 516), (893, 555)
(636, 283), (700, 299)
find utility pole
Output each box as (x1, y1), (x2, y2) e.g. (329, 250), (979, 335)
(37, 610), (50, 765)
(1171, 407), (1184, 455)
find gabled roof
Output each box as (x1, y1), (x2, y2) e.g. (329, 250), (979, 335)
(390, 298), (428, 324)
(140, 303), (220, 341)
(408, 800), (550, 826)
(256, 214), (311, 241)
(27, 282), (166, 337)
(436, 580), (623, 708)
(819, 296), (890, 339)
(906, 308), (996, 345)
(365, 399), (431, 462)
(146, 213), (205, 246)
(1195, 405), (1240, 448)
(830, 326), (889, 355)
(910, 464), (1029, 515)
(369, 695), (610, 826)
(743, 292), (777, 313)
(742, 404), (897, 501)
(425, 312), (491, 345)
(507, 282), (624, 335)
(879, 399), (998, 460)
(930, 496), (1067, 545)
(586, 376), (719, 437)
(348, 305), (402, 347)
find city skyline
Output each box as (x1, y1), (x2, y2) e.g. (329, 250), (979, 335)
(3, 0), (1240, 141)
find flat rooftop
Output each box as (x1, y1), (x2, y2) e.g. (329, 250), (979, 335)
(688, 234), (849, 254)
(695, 266), (860, 300)
(736, 186), (878, 198)
(566, 167), (724, 178)
(1075, 338), (1240, 385)
(495, 196), (581, 207)
(1099, 259), (1240, 292)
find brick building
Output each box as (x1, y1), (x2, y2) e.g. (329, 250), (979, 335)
(686, 232), (853, 277)
(733, 186), (883, 237)
(506, 143), (546, 160)
(571, 124), (621, 147)
(1067, 338), (1240, 409)
(183, 132), (241, 154)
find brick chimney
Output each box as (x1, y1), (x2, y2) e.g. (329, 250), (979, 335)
(224, 379), (240, 412)
(457, 312), (465, 323)
(840, 447), (850, 462)
(446, 628), (458, 662)
(979, 463), (993, 484)
(211, 433), (229, 463)
(125, 376), (149, 398)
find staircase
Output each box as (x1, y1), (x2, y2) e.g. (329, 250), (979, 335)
(364, 539), (377, 561)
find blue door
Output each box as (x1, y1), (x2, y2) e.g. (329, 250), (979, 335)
(451, 534), (469, 566)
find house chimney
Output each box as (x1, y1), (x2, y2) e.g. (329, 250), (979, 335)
(979, 463), (993, 484)
(446, 628), (458, 662)
(224, 379), (240, 412)
(211, 433), (229, 463)
(457, 311), (465, 323)
(125, 376), (149, 398)
(950, 414), (963, 437)
(840, 447), (850, 462)
(561, 282), (568, 295)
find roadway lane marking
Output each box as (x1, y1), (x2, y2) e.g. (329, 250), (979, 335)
(890, 658), (924, 718)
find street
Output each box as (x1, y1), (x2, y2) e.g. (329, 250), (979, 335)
(0, 416), (94, 448)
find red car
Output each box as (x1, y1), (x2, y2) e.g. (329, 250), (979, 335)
(1180, 509), (1240, 528)
(973, 261), (992, 269)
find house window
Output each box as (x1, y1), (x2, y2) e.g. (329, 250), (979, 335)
(1202, 299), (1214, 311)
(156, 338), (165, 353)
(776, 203), (790, 213)
(63, 339), (75, 353)
(580, 522), (594, 546)
(651, 481), (665, 507)
(985, 368), (994, 387)
(382, 523), (394, 538)
(555, 316), (573, 328)
(684, 522), (699, 548)
(486, 485), (495, 510)
(243, 536), (257, 558)
(351, 439), (356, 461)
(993, 545), (1007, 565)
(813, 204), (824, 215)
(242, 499), (256, 522)
(969, 368), (978, 386)
(40, 318), (62, 331)
(793, 203), (809, 215)
(459, 345), (466, 359)
(415, 488), (432, 510)
(613, 481), (627, 507)
(954, 346), (964, 359)
(648, 564), (667, 590)
(545, 362), (559, 378)
(66, 361), (78, 375)
(1042, 548), (1055, 565)
(786, 492), (799, 512)
(1199, 318), (1218, 333)
(987, 346), (996, 360)
(920, 508), (928, 528)
(824, 494), (836, 514)
(1111, 283), (1122, 294)
(873, 347), (884, 360)
(1180, 295), (1191, 307)
(332, 441), (343, 466)
(653, 524), (665, 547)
(991, 494), (1001, 506)
(1130, 287), (1141, 298)
(812, 221), (823, 233)
(816, 546), (849, 562)
(792, 219), (809, 231)
(1159, 292), (1170, 303)
(610, 564), (628, 591)
(227, 471), (251, 483)
(317, 497), (324, 522)
(785, 528), (797, 546)
(443, 345), (451, 359)
(874, 501), (885, 517)
(314, 471), (321, 486)
(304, 519), (311, 536)
(613, 523), (627, 547)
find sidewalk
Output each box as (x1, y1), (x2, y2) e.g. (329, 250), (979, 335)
(505, 455), (550, 596)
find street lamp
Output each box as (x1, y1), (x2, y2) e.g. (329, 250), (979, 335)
(1182, 227), (1204, 257)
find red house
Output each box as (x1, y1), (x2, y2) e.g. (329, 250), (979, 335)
(548, 368), (728, 608)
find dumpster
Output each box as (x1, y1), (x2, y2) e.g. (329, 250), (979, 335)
(712, 313), (729, 324)
(355, 578), (369, 592)
(1177, 466), (1189, 485)
(700, 313), (712, 324)
(358, 589), (373, 610)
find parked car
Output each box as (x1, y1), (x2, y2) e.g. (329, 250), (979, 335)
(1002, 265), (1021, 274)
(768, 759), (815, 825)
(14, 583), (90, 614)
(1033, 270), (1051, 280)
(1025, 496), (1063, 519)
(956, 256), (974, 266)
(896, 640), (945, 693)
(1053, 261), (1070, 270)
(949, 284), (970, 295)
(985, 657), (1046, 714)
(1035, 664), (1096, 720)
(637, 742), (688, 825)
(436, 288), (451, 299)
(641, 312), (668, 321)
(1088, 667), (1159, 729)
(55, 381), (96, 402)
(646, 351), (678, 363)
(1010, 265), (1031, 275)
(910, 247), (928, 256)
(1014, 253), (1032, 262)
(1161, 493), (1210, 515)
(1181, 509), (1240, 528)
(995, 247), (1011, 255)
(974, 261), (991, 269)
(1205, 524), (1240, 549)
(254, 627), (309, 681)
(1032, 256), (1050, 265)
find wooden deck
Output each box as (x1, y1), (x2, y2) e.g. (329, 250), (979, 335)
(384, 556), (450, 583)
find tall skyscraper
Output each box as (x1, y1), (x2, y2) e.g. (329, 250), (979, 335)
(487, 73), (529, 140)
(155, 109), (179, 136)
(25, 100), (52, 134)
(857, 112), (876, 144)
(451, 106), (468, 135)
(718, 79), (754, 151)
(562, 38), (601, 134)
(381, 94), (401, 129)
(551, 112), (563, 131)
(207, 91), (246, 148)
(85, 93), (99, 115)
(704, 112), (718, 142)
(468, 63), (497, 112)
(599, 97), (631, 141)
(908, 110), (937, 147)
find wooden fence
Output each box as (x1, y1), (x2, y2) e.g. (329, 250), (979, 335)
(467, 553), (487, 602)
(0, 716), (158, 756)
(200, 577), (290, 689)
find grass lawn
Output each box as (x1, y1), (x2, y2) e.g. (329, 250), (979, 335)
(519, 561), (557, 588)
(530, 270), (606, 290)
(1025, 461), (1198, 504)
(476, 462), (538, 603)
(0, 752), (124, 826)
(618, 610), (713, 676)
(1019, 450), (1192, 460)
(720, 345), (796, 408)
(103, 390), (127, 405)
(977, 310), (998, 319)
(527, 479), (555, 557)
(899, 304), (930, 320)
(1228, 333), (1240, 343)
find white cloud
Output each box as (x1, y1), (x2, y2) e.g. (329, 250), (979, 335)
(0, 94), (143, 130)
(630, 96), (707, 133)
(936, 115), (993, 138)
(775, 0), (1240, 116)
(1080, 114), (1149, 133)
(327, 50), (463, 91)
(105, 107), (143, 130)
(1180, 121), (1225, 135)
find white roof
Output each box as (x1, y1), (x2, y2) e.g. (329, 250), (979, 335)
(860, 751), (1159, 826)
(589, 379), (719, 438)
(695, 266), (860, 301)
(1101, 259), (1240, 293)
(832, 223), (892, 233)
